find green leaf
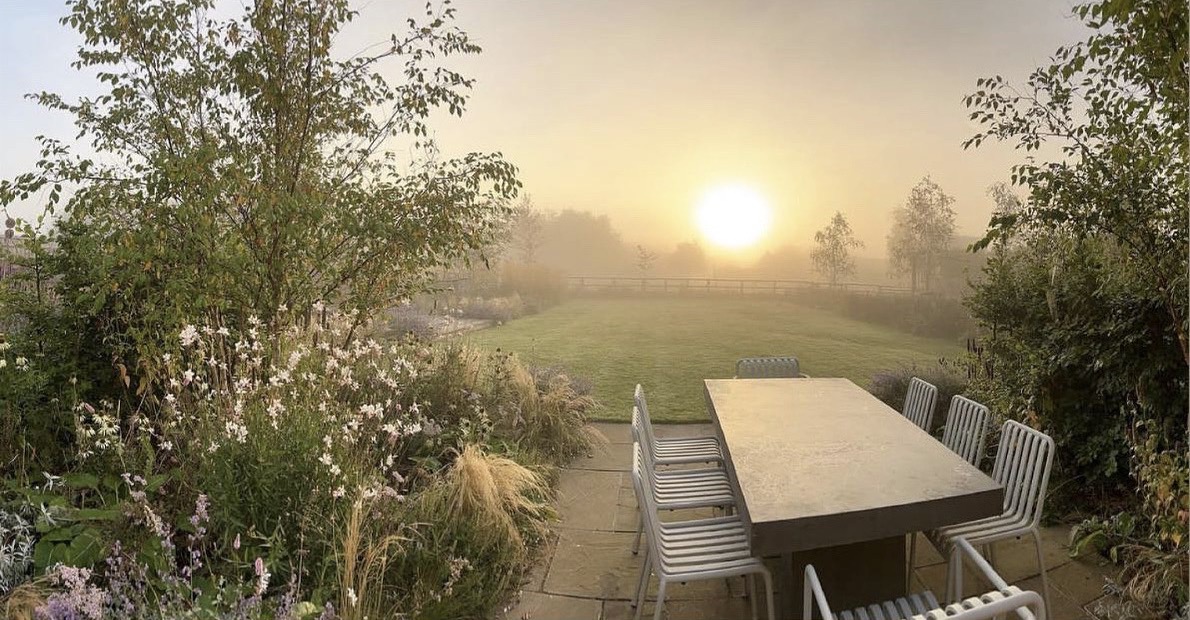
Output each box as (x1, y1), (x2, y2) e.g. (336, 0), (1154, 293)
(62, 473), (100, 489)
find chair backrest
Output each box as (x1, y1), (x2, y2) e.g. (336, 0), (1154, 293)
(630, 442), (663, 545)
(902, 377), (938, 432)
(633, 384), (659, 448)
(736, 356), (801, 378)
(631, 406), (660, 476)
(991, 420), (1055, 528)
(941, 396), (991, 466)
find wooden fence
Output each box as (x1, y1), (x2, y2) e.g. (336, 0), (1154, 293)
(565, 275), (913, 296)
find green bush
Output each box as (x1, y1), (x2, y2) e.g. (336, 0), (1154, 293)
(0, 311), (597, 618)
(867, 360), (969, 436)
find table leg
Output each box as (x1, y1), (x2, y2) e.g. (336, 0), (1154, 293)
(783, 536), (906, 619)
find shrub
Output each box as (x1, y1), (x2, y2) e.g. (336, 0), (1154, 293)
(3, 309), (597, 617)
(496, 263), (565, 310)
(454, 294), (527, 323)
(867, 360), (969, 435)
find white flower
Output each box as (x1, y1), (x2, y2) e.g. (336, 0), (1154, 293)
(179, 324), (200, 347)
(346, 587), (358, 607)
(0, 359), (7, 369)
(332, 486), (346, 499)
(15, 357), (29, 371)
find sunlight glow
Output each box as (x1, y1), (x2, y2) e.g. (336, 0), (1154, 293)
(695, 184), (773, 249)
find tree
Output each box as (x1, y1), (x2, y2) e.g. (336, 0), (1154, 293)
(0, 0), (518, 384)
(963, 1), (1187, 613)
(887, 177), (956, 292)
(510, 194), (544, 264)
(810, 211), (863, 285)
(661, 241), (707, 276)
(965, 0), (1187, 363)
(634, 244), (657, 275)
(536, 210), (631, 274)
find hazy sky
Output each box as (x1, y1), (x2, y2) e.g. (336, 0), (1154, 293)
(0, 0), (1088, 257)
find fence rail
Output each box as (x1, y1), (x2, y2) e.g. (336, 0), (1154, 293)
(565, 275), (913, 296)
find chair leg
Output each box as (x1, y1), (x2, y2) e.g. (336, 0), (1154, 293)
(945, 547), (958, 604)
(652, 579), (668, 620)
(632, 512), (645, 555)
(761, 570), (775, 620)
(633, 549), (652, 611)
(1031, 529), (1052, 616)
(907, 532), (918, 592)
(747, 573), (756, 614)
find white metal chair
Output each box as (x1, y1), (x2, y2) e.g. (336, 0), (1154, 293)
(630, 410), (736, 555)
(631, 444), (775, 620)
(901, 377), (938, 432)
(805, 537), (1046, 620)
(634, 384), (723, 466)
(735, 356), (807, 378)
(941, 396), (991, 466)
(916, 420), (1056, 614)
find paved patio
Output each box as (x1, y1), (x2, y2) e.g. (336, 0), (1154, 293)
(500, 423), (1127, 620)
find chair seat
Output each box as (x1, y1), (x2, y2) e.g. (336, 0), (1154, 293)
(836, 590), (941, 620)
(835, 587), (1034, 620)
(653, 466), (728, 483)
(929, 511), (1031, 548)
(652, 438), (723, 465)
(654, 516), (763, 577)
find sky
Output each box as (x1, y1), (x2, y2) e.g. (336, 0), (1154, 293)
(0, 0), (1089, 258)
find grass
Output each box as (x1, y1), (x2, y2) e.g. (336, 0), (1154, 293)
(458, 296), (965, 422)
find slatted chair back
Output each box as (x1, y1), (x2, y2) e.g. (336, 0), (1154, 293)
(630, 409), (659, 477)
(735, 356), (801, 378)
(902, 377), (939, 432)
(991, 420), (1055, 529)
(941, 396), (991, 466)
(633, 384), (659, 448)
(630, 442), (662, 534)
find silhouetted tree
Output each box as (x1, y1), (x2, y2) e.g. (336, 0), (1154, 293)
(661, 241), (707, 276)
(634, 245), (657, 274)
(510, 194), (544, 264)
(811, 211), (863, 285)
(887, 177), (956, 292)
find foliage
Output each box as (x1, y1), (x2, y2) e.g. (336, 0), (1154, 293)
(867, 360), (968, 435)
(962, 0), (1188, 614)
(634, 245), (658, 275)
(493, 262), (565, 310)
(0, 0), (519, 393)
(507, 195), (545, 265)
(887, 177), (956, 293)
(0, 508), (36, 596)
(1, 310), (596, 617)
(810, 211), (863, 285)
(659, 241), (708, 277)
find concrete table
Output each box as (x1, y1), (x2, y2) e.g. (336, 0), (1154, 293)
(704, 377), (1002, 618)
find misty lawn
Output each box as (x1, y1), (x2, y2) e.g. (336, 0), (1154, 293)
(459, 297), (962, 423)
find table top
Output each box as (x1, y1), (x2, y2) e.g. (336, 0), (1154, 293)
(704, 377), (1003, 555)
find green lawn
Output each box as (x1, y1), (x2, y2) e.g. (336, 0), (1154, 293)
(457, 297), (963, 422)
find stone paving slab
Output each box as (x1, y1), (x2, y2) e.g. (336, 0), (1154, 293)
(497, 591), (602, 620)
(556, 470), (622, 531)
(591, 422), (632, 444)
(544, 529), (641, 600)
(571, 442), (634, 472)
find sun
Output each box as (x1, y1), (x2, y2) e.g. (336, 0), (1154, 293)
(695, 184), (773, 250)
